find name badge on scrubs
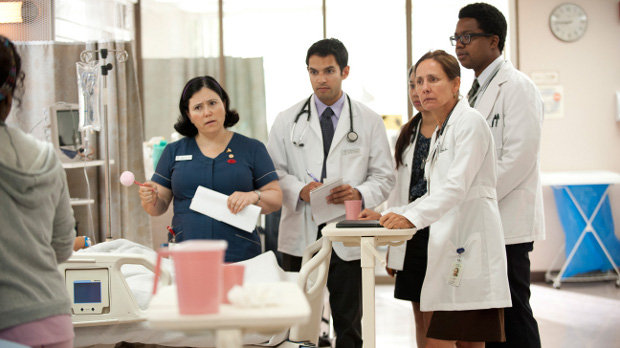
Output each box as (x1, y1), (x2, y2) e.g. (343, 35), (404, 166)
(448, 247), (465, 287)
(175, 155), (192, 161)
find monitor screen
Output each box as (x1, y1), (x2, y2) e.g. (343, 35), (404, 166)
(73, 280), (102, 304)
(56, 109), (81, 147)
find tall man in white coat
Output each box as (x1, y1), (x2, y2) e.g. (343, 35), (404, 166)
(267, 38), (394, 348)
(454, 3), (545, 347)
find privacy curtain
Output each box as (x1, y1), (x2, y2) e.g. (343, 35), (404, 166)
(8, 41), (151, 247)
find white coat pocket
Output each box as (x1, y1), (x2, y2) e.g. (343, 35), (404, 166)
(460, 233), (482, 280)
(438, 232), (482, 284)
(336, 146), (367, 185)
(490, 117), (504, 155)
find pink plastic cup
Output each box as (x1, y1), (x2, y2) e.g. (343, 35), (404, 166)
(345, 200), (363, 220)
(153, 240), (227, 315)
(221, 263), (245, 304)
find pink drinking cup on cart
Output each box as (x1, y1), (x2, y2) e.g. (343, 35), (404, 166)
(345, 200), (363, 220)
(221, 263), (245, 304)
(153, 240), (227, 315)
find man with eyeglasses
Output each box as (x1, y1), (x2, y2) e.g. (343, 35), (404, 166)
(453, 3), (545, 348)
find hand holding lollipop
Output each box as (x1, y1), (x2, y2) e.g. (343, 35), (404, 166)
(120, 171), (157, 205)
(120, 171), (149, 188)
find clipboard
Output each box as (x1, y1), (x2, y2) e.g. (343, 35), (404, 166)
(309, 177), (345, 224)
(335, 220), (383, 228)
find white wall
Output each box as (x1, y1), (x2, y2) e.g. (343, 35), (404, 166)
(518, 0), (620, 271)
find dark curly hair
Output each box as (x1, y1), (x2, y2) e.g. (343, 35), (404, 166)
(459, 3), (507, 52)
(0, 35), (25, 111)
(174, 76), (239, 137)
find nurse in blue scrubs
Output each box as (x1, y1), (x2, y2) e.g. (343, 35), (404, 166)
(139, 76), (282, 262)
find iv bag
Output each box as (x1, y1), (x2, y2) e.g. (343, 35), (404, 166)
(76, 61), (101, 131)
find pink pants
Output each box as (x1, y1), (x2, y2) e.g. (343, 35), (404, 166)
(0, 314), (74, 348)
(31, 339), (74, 348)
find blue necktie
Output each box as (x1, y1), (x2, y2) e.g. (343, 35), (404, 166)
(320, 107), (335, 181)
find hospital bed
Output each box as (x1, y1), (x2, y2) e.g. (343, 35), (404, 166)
(59, 238), (332, 347)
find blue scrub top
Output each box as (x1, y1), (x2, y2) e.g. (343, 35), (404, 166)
(152, 132), (278, 262)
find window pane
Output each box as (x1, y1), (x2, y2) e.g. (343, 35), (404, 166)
(223, 0), (323, 130)
(141, 0), (221, 140)
(326, 0), (408, 123)
(142, 0), (219, 58)
(411, 0), (511, 96)
(55, 0), (134, 42)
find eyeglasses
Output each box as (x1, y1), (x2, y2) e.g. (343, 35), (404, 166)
(450, 33), (494, 46)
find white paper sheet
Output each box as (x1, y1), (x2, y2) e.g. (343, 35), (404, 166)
(189, 186), (260, 233)
(309, 177), (345, 224)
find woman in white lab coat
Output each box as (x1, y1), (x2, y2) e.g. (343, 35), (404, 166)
(367, 50), (511, 347)
(367, 65), (436, 348)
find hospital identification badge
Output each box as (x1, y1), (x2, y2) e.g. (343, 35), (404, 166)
(175, 155), (192, 161)
(448, 247), (465, 287)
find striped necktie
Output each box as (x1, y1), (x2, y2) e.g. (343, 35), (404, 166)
(319, 107), (335, 181)
(467, 79), (480, 107)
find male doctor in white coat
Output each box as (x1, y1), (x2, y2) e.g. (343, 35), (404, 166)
(454, 3), (545, 347)
(267, 38), (394, 348)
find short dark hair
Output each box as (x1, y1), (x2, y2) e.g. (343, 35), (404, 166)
(459, 3), (507, 52)
(306, 38), (348, 72)
(174, 76), (239, 137)
(414, 50), (461, 81)
(0, 35), (24, 107)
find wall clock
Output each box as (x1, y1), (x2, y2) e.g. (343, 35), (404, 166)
(549, 3), (588, 42)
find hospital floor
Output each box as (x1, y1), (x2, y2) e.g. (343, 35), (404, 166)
(94, 281), (620, 348)
(374, 280), (620, 347)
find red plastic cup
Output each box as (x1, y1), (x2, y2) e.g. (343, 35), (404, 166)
(153, 240), (227, 315)
(221, 263), (245, 304)
(345, 200), (363, 220)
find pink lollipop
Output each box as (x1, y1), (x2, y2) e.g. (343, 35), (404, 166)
(121, 171), (156, 205)
(120, 171), (151, 188)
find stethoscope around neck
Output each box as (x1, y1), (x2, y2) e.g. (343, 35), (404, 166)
(290, 94), (358, 147)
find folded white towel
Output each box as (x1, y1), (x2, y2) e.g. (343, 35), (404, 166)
(227, 283), (285, 308)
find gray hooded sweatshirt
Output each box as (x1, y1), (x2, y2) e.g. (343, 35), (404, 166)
(0, 121), (75, 331)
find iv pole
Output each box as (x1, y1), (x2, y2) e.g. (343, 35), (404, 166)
(80, 47), (128, 241)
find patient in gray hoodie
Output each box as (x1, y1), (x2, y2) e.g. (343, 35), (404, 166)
(0, 36), (76, 347)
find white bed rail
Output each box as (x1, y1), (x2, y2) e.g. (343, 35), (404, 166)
(289, 237), (332, 345)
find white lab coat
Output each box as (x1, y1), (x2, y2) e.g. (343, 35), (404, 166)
(475, 61), (545, 245)
(389, 99), (511, 311)
(267, 95), (395, 261)
(385, 116), (420, 271)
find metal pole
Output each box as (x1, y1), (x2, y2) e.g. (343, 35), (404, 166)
(100, 49), (113, 241)
(102, 71), (112, 241)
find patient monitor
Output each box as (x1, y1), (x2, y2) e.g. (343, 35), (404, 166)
(59, 253), (171, 327)
(65, 268), (110, 315)
(46, 103), (96, 162)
